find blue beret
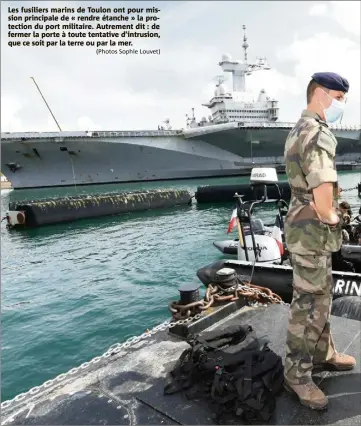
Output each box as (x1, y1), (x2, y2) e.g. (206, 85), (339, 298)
(311, 72), (349, 93)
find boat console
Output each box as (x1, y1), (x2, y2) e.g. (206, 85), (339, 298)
(234, 168), (289, 263)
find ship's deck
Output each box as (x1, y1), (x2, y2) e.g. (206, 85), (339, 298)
(2, 304), (360, 425)
(1, 121), (360, 141)
(0, 129), (182, 140)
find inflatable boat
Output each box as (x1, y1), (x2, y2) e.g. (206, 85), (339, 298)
(196, 259), (361, 305)
(213, 239), (239, 255)
(213, 214), (284, 255)
(200, 167), (361, 319)
(213, 238), (361, 271)
(213, 168), (360, 267)
(341, 244), (361, 267)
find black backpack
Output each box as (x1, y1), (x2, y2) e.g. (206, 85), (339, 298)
(164, 324), (284, 424)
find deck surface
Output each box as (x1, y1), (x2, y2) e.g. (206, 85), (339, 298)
(2, 304), (360, 425)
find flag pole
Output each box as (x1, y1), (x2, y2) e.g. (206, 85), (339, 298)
(236, 217), (244, 247)
(30, 76), (62, 131)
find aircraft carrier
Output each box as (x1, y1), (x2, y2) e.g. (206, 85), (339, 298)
(1, 26), (360, 189)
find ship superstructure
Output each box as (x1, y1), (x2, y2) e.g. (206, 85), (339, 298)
(187, 26), (279, 128)
(1, 26), (360, 189)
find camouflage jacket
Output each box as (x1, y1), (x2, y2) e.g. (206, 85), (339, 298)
(284, 109), (342, 255)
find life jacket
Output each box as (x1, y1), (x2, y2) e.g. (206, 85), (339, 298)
(164, 324), (284, 424)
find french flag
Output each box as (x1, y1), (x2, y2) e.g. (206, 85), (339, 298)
(227, 209), (237, 234)
(271, 225), (284, 256)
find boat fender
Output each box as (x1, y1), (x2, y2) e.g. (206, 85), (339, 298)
(164, 324), (284, 423)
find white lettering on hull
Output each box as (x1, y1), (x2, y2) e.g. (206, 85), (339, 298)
(334, 279), (361, 296)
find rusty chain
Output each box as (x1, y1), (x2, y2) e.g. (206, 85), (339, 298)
(168, 285), (218, 320)
(169, 280), (287, 320)
(2, 281), (286, 415)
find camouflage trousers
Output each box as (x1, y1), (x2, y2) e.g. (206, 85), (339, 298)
(284, 252), (336, 385)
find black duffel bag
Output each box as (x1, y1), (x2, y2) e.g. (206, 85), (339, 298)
(164, 324), (284, 424)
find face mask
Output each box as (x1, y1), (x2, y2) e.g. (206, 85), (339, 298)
(321, 90), (345, 123)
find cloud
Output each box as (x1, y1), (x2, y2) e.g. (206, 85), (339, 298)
(330, 1), (360, 36)
(1, 1), (360, 132)
(1, 96), (24, 132)
(276, 32), (360, 123)
(277, 33), (360, 90)
(161, 0), (218, 29)
(246, 69), (299, 98)
(77, 116), (102, 130)
(309, 3), (328, 16)
(308, 1), (360, 36)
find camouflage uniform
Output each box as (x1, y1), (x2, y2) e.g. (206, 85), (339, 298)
(351, 223), (361, 244)
(283, 109), (342, 385)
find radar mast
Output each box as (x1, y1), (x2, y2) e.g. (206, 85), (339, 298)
(218, 24), (271, 92)
(242, 25), (249, 63)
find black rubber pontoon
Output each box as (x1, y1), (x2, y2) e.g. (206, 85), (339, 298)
(196, 259), (361, 304)
(2, 304), (360, 425)
(341, 244), (361, 263)
(213, 239), (239, 255)
(331, 296), (361, 321)
(6, 189), (192, 228)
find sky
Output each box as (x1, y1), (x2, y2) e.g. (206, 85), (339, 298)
(1, 0), (360, 132)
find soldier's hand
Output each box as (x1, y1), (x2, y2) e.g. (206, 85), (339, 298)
(342, 214), (351, 225)
(310, 202), (340, 225)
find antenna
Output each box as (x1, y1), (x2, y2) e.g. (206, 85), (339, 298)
(242, 25), (249, 63)
(214, 75), (226, 86)
(30, 77), (62, 131)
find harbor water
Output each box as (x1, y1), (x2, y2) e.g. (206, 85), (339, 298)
(1, 171), (360, 402)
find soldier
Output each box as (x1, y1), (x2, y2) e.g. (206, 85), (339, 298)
(339, 201), (352, 218)
(351, 206), (361, 244)
(356, 206), (361, 224)
(283, 72), (356, 410)
(338, 201), (352, 242)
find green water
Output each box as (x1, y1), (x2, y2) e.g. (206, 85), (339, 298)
(1, 171), (360, 402)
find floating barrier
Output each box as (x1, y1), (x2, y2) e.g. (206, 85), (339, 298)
(195, 181), (291, 203)
(5, 189), (192, 228)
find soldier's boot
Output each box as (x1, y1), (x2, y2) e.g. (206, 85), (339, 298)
(314, 352), (356, 371)
(284, 380), (328, 410)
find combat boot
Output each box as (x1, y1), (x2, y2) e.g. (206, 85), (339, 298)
(314, 352), (356, 371)
(284, 379), (328, 410)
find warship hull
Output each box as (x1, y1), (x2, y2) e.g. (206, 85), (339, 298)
(1, 124), (360, 189)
